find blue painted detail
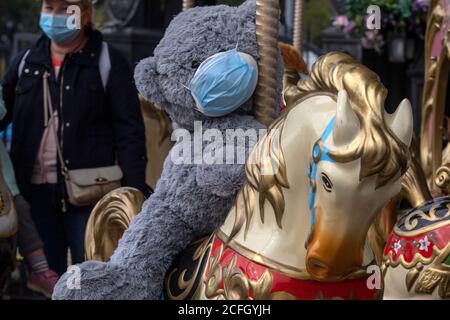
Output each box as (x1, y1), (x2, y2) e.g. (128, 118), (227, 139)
(308, 116), (336, 227)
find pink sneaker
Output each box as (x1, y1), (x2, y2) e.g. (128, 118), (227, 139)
(27, 270), (59, 299)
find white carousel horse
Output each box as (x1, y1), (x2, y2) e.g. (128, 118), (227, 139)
(163, 52), (414, 300)
(381, 0), (450, 300)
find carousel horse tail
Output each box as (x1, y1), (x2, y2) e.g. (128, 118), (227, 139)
(278, 42), (308, 75)
(278, 42), (308, 109)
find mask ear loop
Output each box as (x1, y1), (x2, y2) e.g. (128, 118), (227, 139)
(180, 80), (206, 115)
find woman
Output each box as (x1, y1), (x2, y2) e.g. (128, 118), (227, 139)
(1, 0), (149, 276)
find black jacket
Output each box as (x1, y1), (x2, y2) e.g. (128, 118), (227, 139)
(1, 28), (149, 199)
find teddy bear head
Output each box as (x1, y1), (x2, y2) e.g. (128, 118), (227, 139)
(134, 0), (260, 130)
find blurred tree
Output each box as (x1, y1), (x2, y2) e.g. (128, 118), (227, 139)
(0, 0), (41, 34)
(304, 0), (333, 46)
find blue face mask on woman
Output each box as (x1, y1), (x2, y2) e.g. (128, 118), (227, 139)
(187, 49), (259, 117)
(39, 13), (80, 44)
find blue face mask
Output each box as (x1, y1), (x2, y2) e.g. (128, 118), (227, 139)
(187, 49), (258, 117)
(39, 13), (80, 44)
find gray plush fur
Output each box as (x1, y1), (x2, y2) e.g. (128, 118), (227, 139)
(53, 0), (281, 300)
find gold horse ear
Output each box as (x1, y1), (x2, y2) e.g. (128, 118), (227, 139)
(333, 90), (360, 147)
(385, 99), (413, 148)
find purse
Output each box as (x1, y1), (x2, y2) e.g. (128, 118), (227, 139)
(44, 71), (123, 207)
(62, 166), (123, 207)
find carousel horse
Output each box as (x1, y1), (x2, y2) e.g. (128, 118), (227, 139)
(164, 52), (413, 300)
(73, 1), (413, 300)
(380, 0), (450, 300)
(381, 148), (450, 300)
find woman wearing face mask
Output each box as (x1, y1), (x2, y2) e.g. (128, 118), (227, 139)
(1, 0), (149, 277)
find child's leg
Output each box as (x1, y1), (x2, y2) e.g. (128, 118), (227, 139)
(14, 194), (59, 298)
(14, 195), (45, 261)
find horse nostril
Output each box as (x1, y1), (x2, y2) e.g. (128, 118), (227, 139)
(307, 258), (330, 277)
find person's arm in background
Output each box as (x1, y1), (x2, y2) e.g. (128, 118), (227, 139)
(1, 50), (27, 131)
(107, 49), (151, 196)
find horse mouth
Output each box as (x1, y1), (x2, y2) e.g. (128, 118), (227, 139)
(306, 256), (361, 282)
(306, 207), (365, 282)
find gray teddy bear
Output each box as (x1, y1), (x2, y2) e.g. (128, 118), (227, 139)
(53, 0), (282, 300)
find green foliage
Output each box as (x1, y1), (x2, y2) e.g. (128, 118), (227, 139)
(0, 0), (42, 33)
(304, 0), (333, 46)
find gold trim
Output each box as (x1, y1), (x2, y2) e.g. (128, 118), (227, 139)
(405, 263), (424, 292)
(384, 242), (450, 270)
(401, 136), (432, 208)
(165, 236), (213, 300)
(393, 204), (450, 237)
(415, 244), (450, 298)
(435, 165), (450, 194)
(419, 0), (450, 188)
(217, 229), (371, 281)
(85, 187), (145, 262)
(204, 241), (298, 300)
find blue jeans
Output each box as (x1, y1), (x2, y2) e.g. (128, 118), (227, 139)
(27, 184), (93, 276)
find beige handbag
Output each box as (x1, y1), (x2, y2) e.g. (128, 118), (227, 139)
(43, 72), (123, 207)
(62, 166), (123, 207)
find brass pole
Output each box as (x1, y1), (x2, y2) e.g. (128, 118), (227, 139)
(183, 0), (195, 11)
(293, 0), (304, 54)
(254, 0), (280, 127)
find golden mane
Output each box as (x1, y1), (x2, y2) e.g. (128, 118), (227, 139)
(229, 52), (410, 240)
(296, 52), (410, 187)
(229, 117), (289, 240)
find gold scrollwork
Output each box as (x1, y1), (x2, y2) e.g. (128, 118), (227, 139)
(204, 242), (296, 300)
(384, 243), (449, 270)
(420, 0), (450, 188)
(394, 203), (450, 237)
(384, 242), (450, 298)
(415, 244), (450, 298)
(84, 187), (145, 262)
(165, 236), (213, 300)
(435, 165), (450, 193)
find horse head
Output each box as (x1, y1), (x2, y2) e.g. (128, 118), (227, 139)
(220, 52), (414, 283)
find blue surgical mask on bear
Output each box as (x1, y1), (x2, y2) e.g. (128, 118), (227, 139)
(39, 13), (80, 44)
(187, 49), (258, 117)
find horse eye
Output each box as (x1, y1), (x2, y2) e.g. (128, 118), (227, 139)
(191, 61), (200, 69)
(321, 173), (333, 192)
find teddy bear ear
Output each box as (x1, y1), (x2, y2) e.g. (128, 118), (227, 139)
(238, 0), (256, 12)
(134, 56), (166, 108)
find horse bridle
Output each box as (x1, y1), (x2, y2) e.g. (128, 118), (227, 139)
(307, 116), (336, 228)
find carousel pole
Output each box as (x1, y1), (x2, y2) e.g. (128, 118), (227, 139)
(254, 0), (280, 127)
(183, 0), (196, 11)
(293, 0), (304, 54)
